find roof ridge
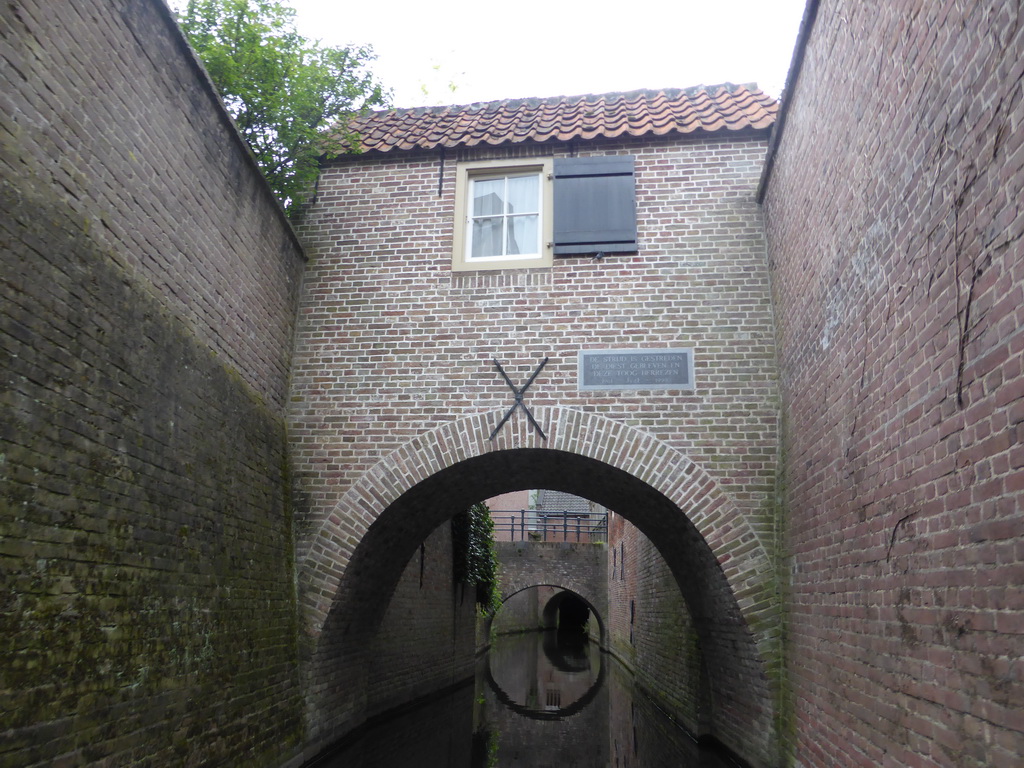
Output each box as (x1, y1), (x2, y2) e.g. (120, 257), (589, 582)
(368, 83), (761, 116)
(343, 83), (778, 154)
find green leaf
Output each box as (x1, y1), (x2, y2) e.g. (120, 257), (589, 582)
(452, 502), (500, 611)
(177, 0), (389, 215)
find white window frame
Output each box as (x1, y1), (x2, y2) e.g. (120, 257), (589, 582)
(453, 158), (553, 272)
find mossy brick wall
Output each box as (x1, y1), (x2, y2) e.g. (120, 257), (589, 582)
(293, 131), (783, 766)
(1, 1), (306, 765)
(761, 0), (1024, 765)
(606, 513), (709, 738)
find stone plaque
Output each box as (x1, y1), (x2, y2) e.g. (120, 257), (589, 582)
(578, 349), (695, 391)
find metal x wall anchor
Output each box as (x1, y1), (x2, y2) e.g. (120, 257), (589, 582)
(489, 357), (549, 441)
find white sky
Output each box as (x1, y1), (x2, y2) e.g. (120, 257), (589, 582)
(288, 0), (809, 108)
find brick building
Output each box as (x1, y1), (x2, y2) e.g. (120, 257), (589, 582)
(3, 1), (1022, 767)
(291, 86), (784, 764)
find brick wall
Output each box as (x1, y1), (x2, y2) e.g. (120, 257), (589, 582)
(1, 1), (306, 765)
(761, 0), (1024, 765)
(293, 130), (783, 765)
(366, 520), (477, 717)
(494, 541), (609, 641)
(292, 135), (778, 554)
(491, 584), (545, 635)
(607, 513), (710, 737)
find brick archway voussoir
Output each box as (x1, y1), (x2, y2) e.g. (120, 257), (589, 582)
(299, 407), (774, 644)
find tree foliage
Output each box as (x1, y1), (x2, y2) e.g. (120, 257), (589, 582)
(177, 0), (387, 213)
(452, 502), (500, 612)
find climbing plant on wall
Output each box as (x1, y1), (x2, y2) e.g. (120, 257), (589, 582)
(176, 0), (388, 214)
(451, 502), (500, 612)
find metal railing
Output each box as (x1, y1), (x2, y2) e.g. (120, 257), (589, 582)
(491, 509), (608, 543)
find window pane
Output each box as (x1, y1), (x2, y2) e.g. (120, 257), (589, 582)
(471, 217), (503, 258)
(472, 178), (504, 216)
(506, 174), (538, 215)
(506, 214), (538, 255)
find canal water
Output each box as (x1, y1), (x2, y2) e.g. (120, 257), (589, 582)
(313, 630), (739, 767)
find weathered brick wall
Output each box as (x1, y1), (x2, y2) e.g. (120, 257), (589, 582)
(366, 520), (477, 717)
(293, 130), (783, 765)
(607, 514), (640, 666)
(494, 541), (609, 640)
(491, 584), (605, 641)
(761, 1), (1024, 765)
(491, 583), (544, 635)
(291, 134), (778, 555)
(607, 513), (709, 737)
(1, 1), (306, 765)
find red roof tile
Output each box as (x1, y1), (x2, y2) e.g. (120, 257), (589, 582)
(347, 84), (778, 153)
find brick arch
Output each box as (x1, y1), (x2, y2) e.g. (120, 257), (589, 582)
(299, 406), (775, 644)
(502, 581), (603, 621)
(488, 584), (609, 648)
(300, 406), (779, 765)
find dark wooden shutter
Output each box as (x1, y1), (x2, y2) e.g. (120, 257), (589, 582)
(553, 156), (637, 256)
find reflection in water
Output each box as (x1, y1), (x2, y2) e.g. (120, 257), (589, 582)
(480, 630), (609, 767)
(311, 631), (737, 768)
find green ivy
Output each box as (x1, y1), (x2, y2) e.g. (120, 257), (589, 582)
(451, 502), (500, 612)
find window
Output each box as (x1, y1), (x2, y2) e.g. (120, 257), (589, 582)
(453, 155), (637, 271)
(453, 158), (553, 271)
(469, 173), (540, 259)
